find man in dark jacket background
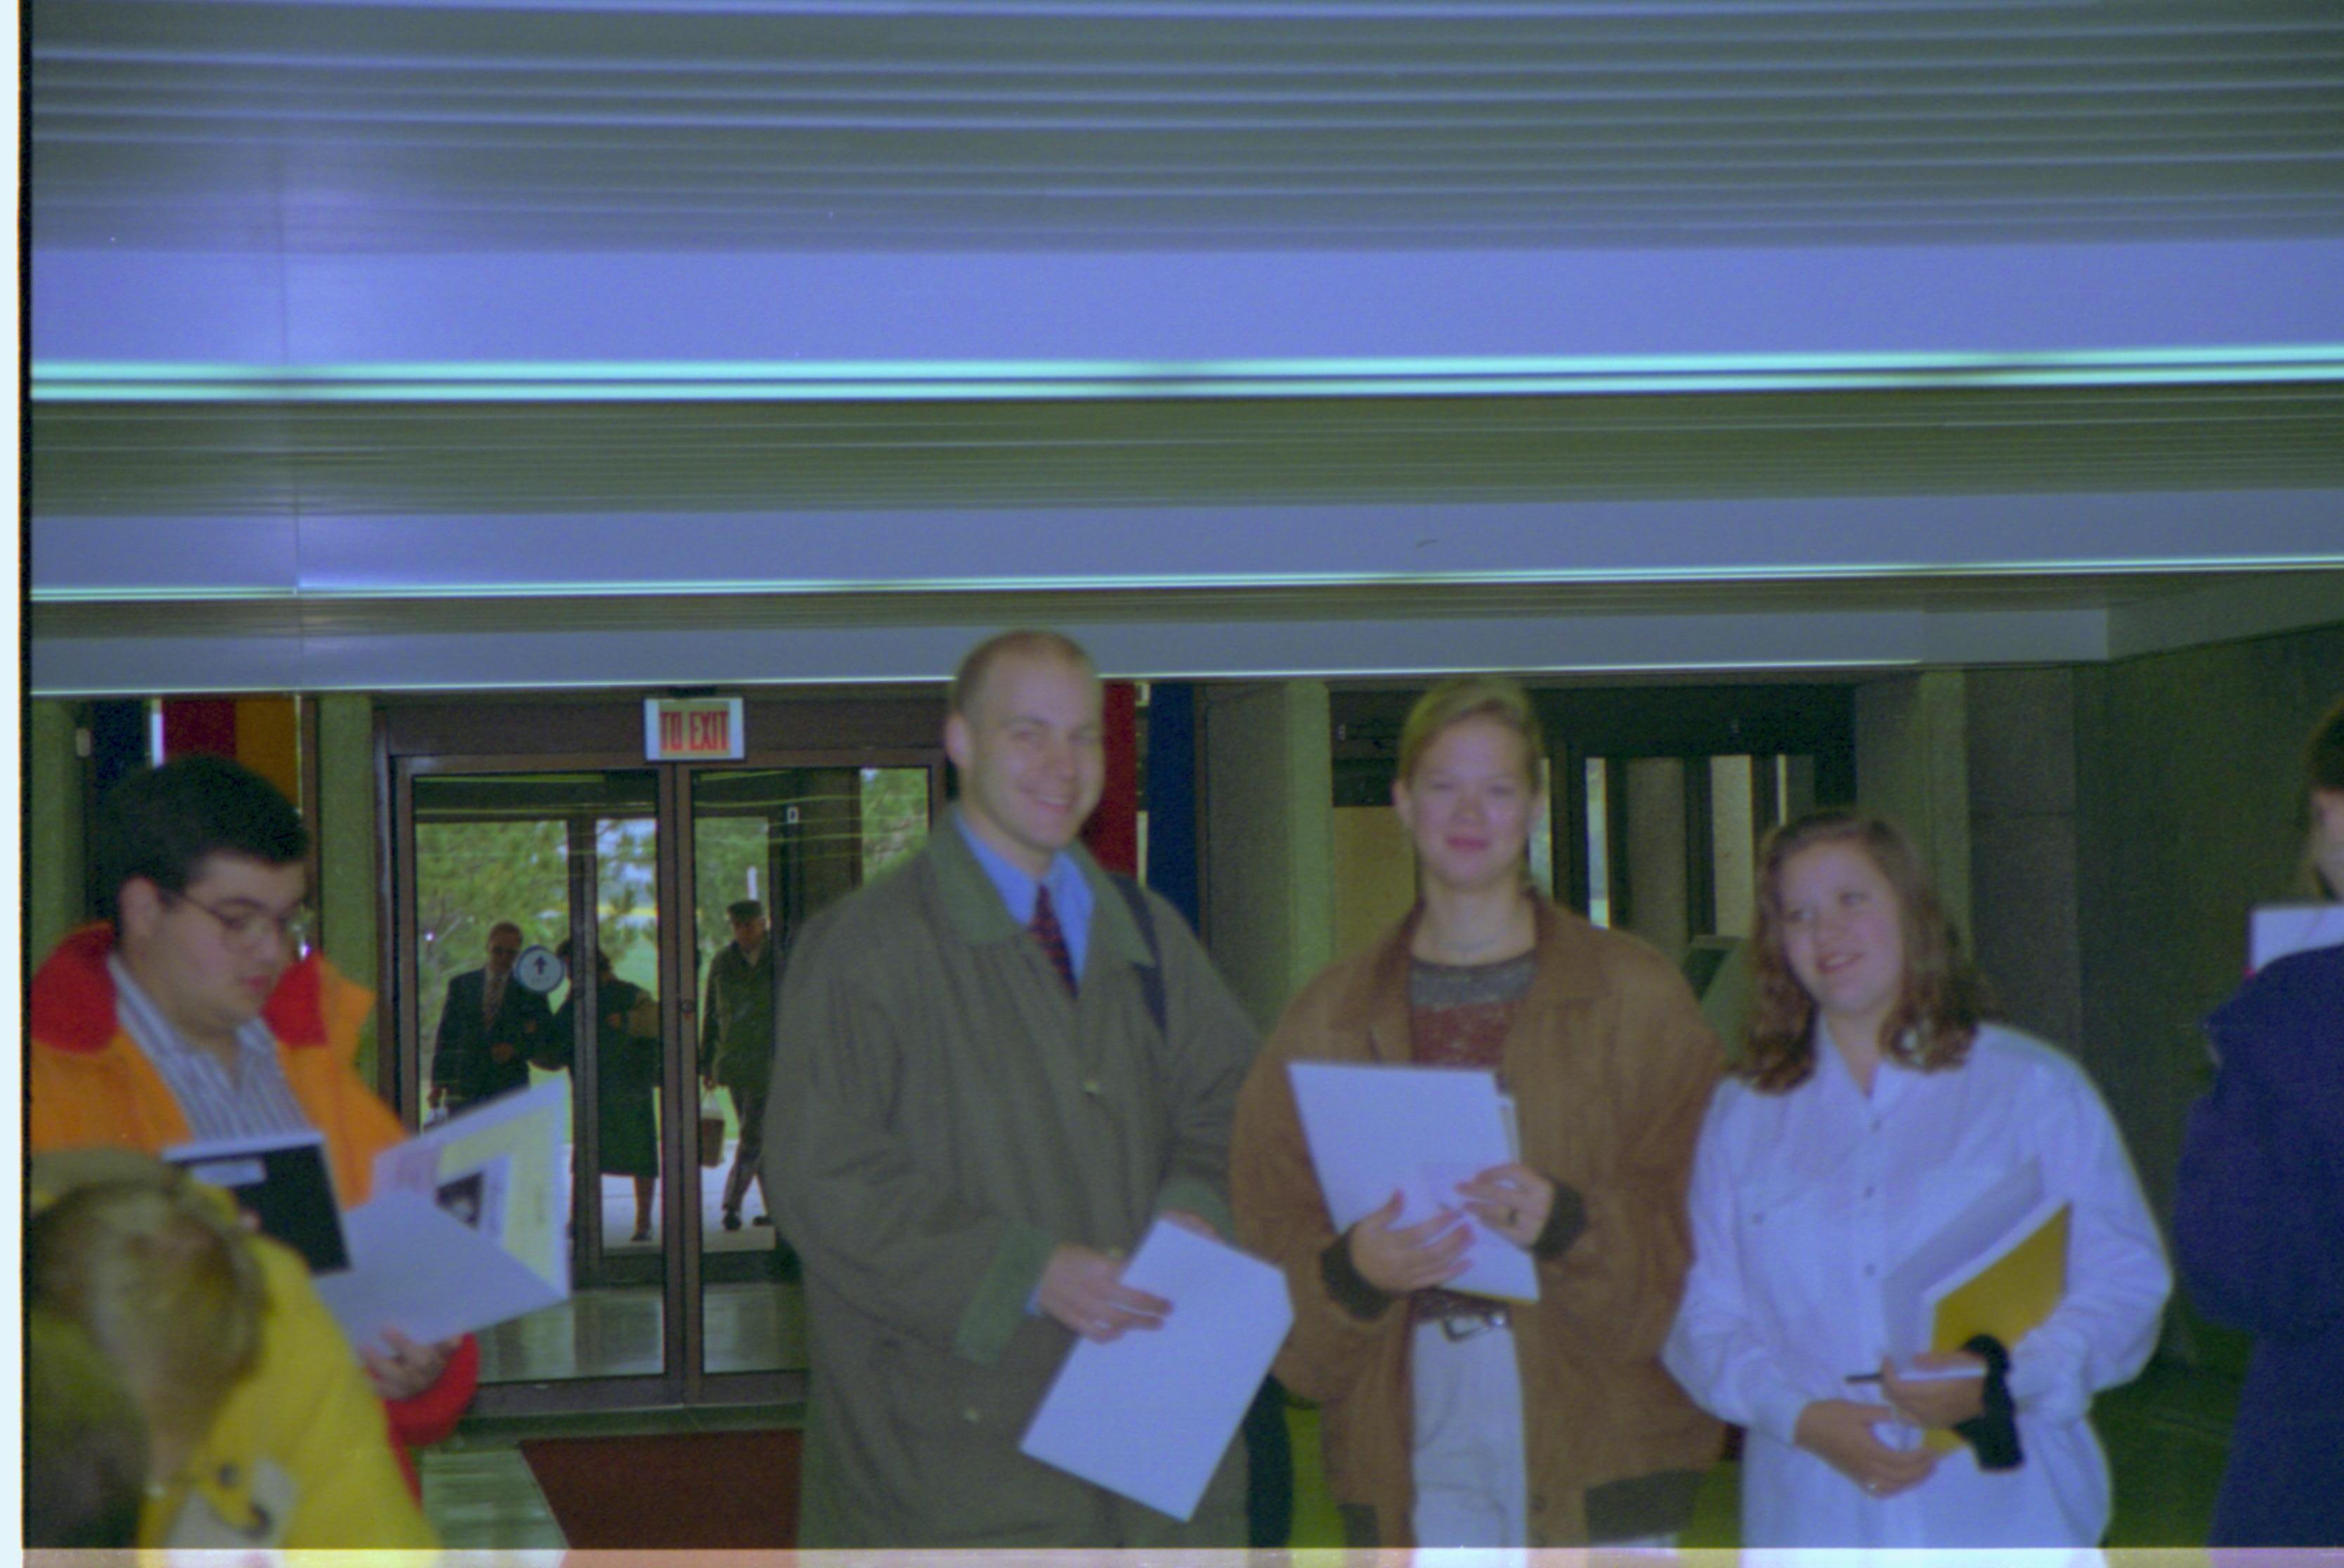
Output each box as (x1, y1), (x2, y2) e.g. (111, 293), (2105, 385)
(700, 898), (776, 1231)
(430, 920), (550, 1112)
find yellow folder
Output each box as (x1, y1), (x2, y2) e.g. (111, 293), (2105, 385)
(1920, 1203), (2069, 1453)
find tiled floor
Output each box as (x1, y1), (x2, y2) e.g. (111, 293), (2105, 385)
(474, 1151), (806, 1385)
(422, 1357), (2245, 1550)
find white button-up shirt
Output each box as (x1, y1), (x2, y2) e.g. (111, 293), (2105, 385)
(1664, 1024), (2170, 1549)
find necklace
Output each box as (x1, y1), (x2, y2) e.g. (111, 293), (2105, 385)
(1416, 900), (1535, 965)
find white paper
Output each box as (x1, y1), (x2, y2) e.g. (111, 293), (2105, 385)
(313, 1189), (568, 1353)
(371, 1078), (568, 1290)
(1019, 1221), (1293, 1522)
(1287, 1061), (1539, 1302)
(2250, 903), (2344, 972)
(1880, 1156), (2052, 1362)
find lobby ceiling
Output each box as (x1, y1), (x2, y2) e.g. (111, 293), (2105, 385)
(26, 0), (2344, 693)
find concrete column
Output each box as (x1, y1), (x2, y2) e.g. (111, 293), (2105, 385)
(28, 701), (89, 960)
(1624, 757), (1690, 965)
(1854, 670), (1973, 941)
(1965, 667), (2084, 1049)
(1202, 681), (1335, 1033)
(315, 695), (382, 1082)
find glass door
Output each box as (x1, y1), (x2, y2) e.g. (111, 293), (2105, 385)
(401, 768), (673, 1398)
(385, 704), (946, 1414)
(684, 764), (932, 1383)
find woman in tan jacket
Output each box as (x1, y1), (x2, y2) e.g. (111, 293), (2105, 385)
(1232, 675), (1724, 1548)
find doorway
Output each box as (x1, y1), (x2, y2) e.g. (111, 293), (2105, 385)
(382, 696), (943, 1413)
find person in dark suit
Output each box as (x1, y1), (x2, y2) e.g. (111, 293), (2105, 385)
(430, 922), (552, 1111)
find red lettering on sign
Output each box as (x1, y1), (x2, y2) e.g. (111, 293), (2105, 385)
(661, 712), (684, 749)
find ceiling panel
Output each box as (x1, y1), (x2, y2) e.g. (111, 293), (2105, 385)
(30, 0), (2344, 249)
(32, 382), (2344, 517)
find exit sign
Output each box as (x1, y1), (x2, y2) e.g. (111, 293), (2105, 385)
(646, 698), (745, 761)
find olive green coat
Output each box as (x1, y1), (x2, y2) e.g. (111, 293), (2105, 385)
(767, 821), (1259, 1548)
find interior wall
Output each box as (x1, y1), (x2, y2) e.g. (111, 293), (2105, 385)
(1331, 805), (1415, 963)
(1624, 756), (1691, 965)
(1202, 681), (1335, 1033)
(28, 701), (89, 960)
(315, 695), (382, 1083)
(1854, 669), (1974, 942)
(2074, 624), (2344, 1235)
(1966, 667), (2086, 1052)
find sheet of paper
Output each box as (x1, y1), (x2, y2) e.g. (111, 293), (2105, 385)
(1880, 1156), (2055, 1362)
(371, 1078), (568, 1290)
(313, 1189), (568, 1353)
(1288, 1061), (1538, 1302)
(1020, 1220), (1293, 1522)
(2250, 903), (2344, 972)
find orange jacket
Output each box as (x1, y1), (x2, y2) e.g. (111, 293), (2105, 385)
(29, 923), (478, 1463)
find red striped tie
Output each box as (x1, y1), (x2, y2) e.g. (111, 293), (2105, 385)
(1029, 883), (1076, 995)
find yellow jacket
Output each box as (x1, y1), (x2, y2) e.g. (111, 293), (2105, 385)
(145, 1210), (440, 1550)
(27, 1165), (436, 1551)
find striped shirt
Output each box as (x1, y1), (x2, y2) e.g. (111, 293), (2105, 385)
(109, 954), (311, 1141)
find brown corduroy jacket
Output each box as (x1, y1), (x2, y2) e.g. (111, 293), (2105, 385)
(1232, 899), (1726, 1547)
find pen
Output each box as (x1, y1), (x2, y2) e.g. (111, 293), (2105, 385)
(1845, 1365), (1985, 1383)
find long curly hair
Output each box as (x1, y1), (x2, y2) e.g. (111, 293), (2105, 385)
(1739, 809), (1991, 1093)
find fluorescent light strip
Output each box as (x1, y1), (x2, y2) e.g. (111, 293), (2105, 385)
(31, 557), (2344, 606)
(37, 655), (1918, 700)
(32, 346), (2344, 403)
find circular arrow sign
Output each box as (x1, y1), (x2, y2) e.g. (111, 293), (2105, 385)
(514, 944), (566, 994)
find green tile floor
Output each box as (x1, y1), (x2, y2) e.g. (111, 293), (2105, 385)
(422, 1359), (2241, 1551)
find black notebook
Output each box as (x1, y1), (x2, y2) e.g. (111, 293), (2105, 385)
(165, 1129), (351, 1274)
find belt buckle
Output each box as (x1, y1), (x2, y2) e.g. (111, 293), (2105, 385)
(1440, 1307), (1508, 1342)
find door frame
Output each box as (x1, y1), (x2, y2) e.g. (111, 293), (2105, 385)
(379, 695), (946, 1414)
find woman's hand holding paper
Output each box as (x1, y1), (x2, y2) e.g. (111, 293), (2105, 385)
(1346, 1189), (1473, 1294)
(1455, 1161), (1556, 1249)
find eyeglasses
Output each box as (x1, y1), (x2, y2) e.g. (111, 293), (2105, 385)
(164, 890), (312, 952)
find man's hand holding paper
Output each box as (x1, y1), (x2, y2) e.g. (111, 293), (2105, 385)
(362, 1326), (462, 1402)
(1039, 1245), (1173, 1343)
(1021, 1218), (1294, 1522)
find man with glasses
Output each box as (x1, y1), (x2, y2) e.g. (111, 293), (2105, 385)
(430, 920), (550, 1114)
(30, 754), (477, 1479)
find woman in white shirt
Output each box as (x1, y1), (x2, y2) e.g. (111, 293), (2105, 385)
(1662, 810), (2170, 1548)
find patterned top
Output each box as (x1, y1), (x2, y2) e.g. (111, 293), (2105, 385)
(110, 953), (311, 1141)
(1410, 949), (1536, 1323)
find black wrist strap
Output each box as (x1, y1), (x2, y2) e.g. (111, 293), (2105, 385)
(1951, 1333), (2023, 1471)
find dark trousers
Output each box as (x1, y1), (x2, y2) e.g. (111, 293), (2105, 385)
(722, 1084), (767, 1215)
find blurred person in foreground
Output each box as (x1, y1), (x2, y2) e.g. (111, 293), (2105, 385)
(2174, 694), (2344, 1548)
(28, 1151), (436, 1549)
(25, 1306), (150, 1548)
(29, 753), (477, 1479)
(1232, 676), (1724, 1548)
(1664, 809), (2170, 1547)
